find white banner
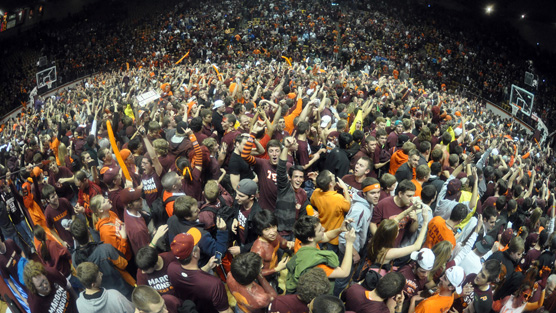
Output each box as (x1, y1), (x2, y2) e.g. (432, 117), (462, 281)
(137, 90), (160, 107)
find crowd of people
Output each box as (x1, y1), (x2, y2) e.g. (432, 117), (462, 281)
(0, 0), (556, 313)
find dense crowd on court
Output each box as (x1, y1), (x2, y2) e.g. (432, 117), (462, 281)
(1, 0), (556, 313)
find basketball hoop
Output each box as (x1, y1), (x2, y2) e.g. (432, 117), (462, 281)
(46, 81), (52, 89)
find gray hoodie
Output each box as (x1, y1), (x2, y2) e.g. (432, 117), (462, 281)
(76, 288), (134, 313)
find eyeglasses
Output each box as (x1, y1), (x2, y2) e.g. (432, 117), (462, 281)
(522, 291), (532, 301)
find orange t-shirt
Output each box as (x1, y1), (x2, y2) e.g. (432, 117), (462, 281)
(412, 179), (423, 198)
(424, 216), (456, 250)
(415, 293), (454, 313)
(309, 189), (351, 245)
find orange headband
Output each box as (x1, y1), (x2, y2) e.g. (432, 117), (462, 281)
(362, 183), (381, 193)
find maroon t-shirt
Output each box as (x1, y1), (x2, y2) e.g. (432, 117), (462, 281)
(47, 166), (74, 200)
(371, 196), (412, 247)
(159, 154), (176, 176)
(124, 209), (150, 255)
(452, 273), (493, 313)
(397, 262), (427, 298)
(296, 139), (310, 166)
(0, 239), (23, 286)
(252, 159), (286, 212)
(136, 252), (177, 296)
(269, 294), (309, 313)
(142, 171), (163, 206)
(342, 174), (363, 192)
(238, 208), (253, 244)
(379, 189), (390, 202)
(27, 266), (78, 313)
(107, 188), (126, 221)
(222, 130), (240, 168)
(272, 130), (290, 143)
(167, 262), (229, 313)
(41, 240), (72, 277)
(182, 168), (203, 201)
(343, 284), (389, 313)
(45, 197), (75, 248)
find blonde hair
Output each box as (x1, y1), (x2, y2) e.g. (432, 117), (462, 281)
(204, 180), (219, 202)
(58, 142), (68, 167)
(429, 240), (453, 281)
(89, 194), (104, 225)
(153, 139), (169, 156)
(23, 260), (47, 295)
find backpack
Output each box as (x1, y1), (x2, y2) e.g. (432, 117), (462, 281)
(151, 195), (179, 228)
(379, 147), (393, 163)
(199, 195), (236, 235)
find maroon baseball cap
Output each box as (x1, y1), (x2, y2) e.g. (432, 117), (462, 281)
(102, 167), (119, 185)
(120, 187), (142, 205)
(446, 179), (462, 201)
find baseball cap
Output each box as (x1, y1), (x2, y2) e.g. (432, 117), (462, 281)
(410, 248), (435, 270)
(320, 115), (332, 128)
(171, 228), (202, 260)
(500, 229), (513, 246)
(120, 187), (142, 205)
(454, 128), (463, 137)
(120, 149), (131, 161)
(213, 100), (224, 110)
(446, 179), (462, 201)
(102, 167), (119, 185)
(236, 179), (258, 196)
(445, 266), (465, 294)
(475, 235), (495, 254)
(394, 120), (402, 126)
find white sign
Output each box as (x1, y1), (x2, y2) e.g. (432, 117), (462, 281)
(137, 90), (160, 107)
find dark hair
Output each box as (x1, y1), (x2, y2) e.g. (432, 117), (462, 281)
(294, 216), (320, 244)
(450, 203), (468, 222)
(253, 210), (277, 236)
(421, 185), (437, 204)
(70, 218), (90, 245)
(375, 272), (405, 299)
(224, 114), (236, 125)
(395, 179), (416, 195)
(34, 225), (51, 262)
(442, 132), (452, 145)
(189, 117), (203, 132)
(496, 195), (507, 212)
(312, 295), (345, 313)
(316, 170), (333, 191)
(497, 179), (508, 195)
(230, 252), (262, 286)
(135, 246), (159, 270)
(297, 268), (331, 303)
(483, 206), (497, 222)
(419, 141), (431, 153)
(352, 130), (364, 143)
(288, 165), (304, 178)
(267, 139), (281, 151)
(128, 137), (142, 153)
(41, 184), (56, 199)
(484, 259), (502, 282)
(297, 121), (310, 134)
(338, 132), (353, 150)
